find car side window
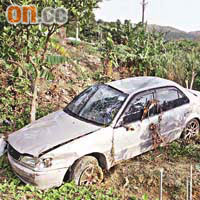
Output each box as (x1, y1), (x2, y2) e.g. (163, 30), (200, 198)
(122, 92), (154, 124)
(155, 87), (189, 112)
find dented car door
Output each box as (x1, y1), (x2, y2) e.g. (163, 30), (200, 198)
(113, 90), (159, 162)
(155, 87), (190, 142)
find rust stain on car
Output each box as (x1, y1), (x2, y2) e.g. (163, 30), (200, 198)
(149, 122), (165, 149)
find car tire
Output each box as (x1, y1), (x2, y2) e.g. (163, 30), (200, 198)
(181, 119), (200, 140)
(71, 156), (104, 185)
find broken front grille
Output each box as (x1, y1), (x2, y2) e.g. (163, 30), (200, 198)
(8, 145), (21, 161)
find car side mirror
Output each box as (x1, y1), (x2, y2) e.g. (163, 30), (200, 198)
(119, 116), (135, 131)
(122, 123), (135, 131)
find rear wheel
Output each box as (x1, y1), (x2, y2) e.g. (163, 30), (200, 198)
(181, 119), (200, 140)
(71, 156), (104, 186)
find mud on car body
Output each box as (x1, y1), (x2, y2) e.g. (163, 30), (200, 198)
(2, 77), (200, 189)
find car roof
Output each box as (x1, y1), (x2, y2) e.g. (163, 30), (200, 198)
(106, 76), (179, 95)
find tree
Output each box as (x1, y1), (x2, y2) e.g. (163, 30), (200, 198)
(155, 40), (200, 89)
(0, 0), (102, 122)
(99, 22), (166, 78)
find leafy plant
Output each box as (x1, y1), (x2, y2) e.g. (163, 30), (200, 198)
(0, 0), (102, 123)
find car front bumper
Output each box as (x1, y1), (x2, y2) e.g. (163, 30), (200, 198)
(8, 153), (68, 190)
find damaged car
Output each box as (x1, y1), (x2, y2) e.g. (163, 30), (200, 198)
(2, 76), (200, 189)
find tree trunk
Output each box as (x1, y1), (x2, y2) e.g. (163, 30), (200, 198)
(190, 71), (196, 90)
(29, 26), (56, 123)
(104, 59), (113, 77)
(185, 80), (189, 89)
(30, 71), (40, 123)
(76, 22), (79, 40)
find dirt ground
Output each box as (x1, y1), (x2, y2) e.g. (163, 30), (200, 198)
(100, 142), (200, 200)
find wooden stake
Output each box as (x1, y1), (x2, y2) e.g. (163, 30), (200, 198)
(190, 165), (193, 200)
(160, 168), (164, 200)
(186, 177), (189, 200)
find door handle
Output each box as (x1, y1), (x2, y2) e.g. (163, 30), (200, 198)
(123, 124), (135, 131)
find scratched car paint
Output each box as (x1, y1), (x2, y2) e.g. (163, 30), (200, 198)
(1, 77), (200, 189)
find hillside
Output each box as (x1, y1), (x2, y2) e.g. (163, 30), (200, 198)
(189, 31), (200, 37)
(148, 24), (200, 40)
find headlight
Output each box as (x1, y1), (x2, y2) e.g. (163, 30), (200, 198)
(20, 156), (37, 168)
(35, 158), (52, 170)
(20, 156), (52, 169)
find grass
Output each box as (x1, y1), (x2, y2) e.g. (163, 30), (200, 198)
(164, 135), (200, 162)
(0, 155), (154, 200)
(0, 155), (128, 200)
(169, 141), (200, 160)
(0, 156), (120, 200)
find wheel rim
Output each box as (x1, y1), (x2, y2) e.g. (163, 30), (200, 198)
(79, 165), (103, 186)
(183, 119), (200, 140)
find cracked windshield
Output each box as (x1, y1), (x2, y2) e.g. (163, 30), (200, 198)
(66, 85), (127, 125)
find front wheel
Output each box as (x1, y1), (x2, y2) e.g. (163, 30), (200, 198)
(71, 156), (104, 186)
(181, 119), (200, 140)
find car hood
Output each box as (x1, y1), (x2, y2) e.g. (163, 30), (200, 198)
(8, 110), (101, 157)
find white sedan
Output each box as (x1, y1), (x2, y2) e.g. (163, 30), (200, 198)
(4, 76), (200, 189)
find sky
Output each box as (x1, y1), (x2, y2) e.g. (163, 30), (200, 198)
(95, 0), (200, 32)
